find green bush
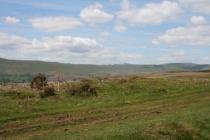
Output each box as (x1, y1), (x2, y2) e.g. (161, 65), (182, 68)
(67, 80), (97, 97)
(30, 73), (48, 90)
(40, 86), (55, 98)
(151, 87), (168, 94)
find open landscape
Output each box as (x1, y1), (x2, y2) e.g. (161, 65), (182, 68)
(1, 0), (210, 139)
(1, 71), (210, 140)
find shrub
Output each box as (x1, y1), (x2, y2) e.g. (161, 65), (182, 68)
(151, 87), (168, 94)
(67, 80), (97, 97)
(40, 86), (55, 98)
(30, 73), (48, 90)
(157, 88), (168, 94)
(118, 77), (129, 83)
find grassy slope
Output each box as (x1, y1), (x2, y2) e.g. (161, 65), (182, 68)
(0, 72), (210, 139)
(1, 58), (210, 80)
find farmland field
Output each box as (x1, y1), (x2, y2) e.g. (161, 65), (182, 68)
(1, 72), (210, 140)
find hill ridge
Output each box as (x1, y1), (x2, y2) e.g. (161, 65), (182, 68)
(0, 57), (210, 81)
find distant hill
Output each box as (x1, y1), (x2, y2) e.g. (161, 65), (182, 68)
(0, 58), (210, 82)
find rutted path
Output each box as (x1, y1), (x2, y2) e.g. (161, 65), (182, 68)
(1, 92), (209, 140)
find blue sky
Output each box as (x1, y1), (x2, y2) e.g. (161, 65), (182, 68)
(0, 0), (210, 64)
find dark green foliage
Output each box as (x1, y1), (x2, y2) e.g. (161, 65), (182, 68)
(40, 86), (55, 98)
(67, 80), (97, 97)
(30, 73), (48, 90)
(152, 87), (168, 94)
(0, 74), (33, 84)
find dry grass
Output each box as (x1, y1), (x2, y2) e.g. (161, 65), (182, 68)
(0, 72), (210, 140)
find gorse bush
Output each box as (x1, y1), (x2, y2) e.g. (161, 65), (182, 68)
(67, 80), (97, 97)
(39, 86), (55, 98)
(30, 73), (48, 90)
(151, 87), (168, 94)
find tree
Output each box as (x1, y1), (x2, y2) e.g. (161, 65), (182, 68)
(40, 86), (55, 98)
(30, 73), (48, 90)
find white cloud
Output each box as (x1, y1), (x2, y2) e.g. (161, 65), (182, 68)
(29, 16), (82, 32)
(4, 16), (20, 25)
(153, 16), (210, 47)
(157, 51), (186, 63)
(203, 56), (209, 61)
(0, 32), (30, 49)
(190, 16), (208, 25)
(121, 0), (130, 10)
(99, 31), (110, 41)
(36, 36), (100, 53)
(0, 32), (143, 64)
(117, 0), (182, 25)
(80, 3), (113, 25)
(100, 31), (110, 38)
(114, 25), (126, 32)
(0, 32), (99, 53)
(179, 0), (210, 15)
(73, 48), (143, 64)
(200, 56), (210, 64)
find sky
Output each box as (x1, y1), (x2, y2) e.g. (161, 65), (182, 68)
(0, 0), (210, 64)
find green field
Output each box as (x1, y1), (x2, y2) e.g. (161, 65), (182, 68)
(1, 72), (210, 140)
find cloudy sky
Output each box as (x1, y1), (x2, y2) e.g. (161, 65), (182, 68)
(0, 0), (210, 64)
